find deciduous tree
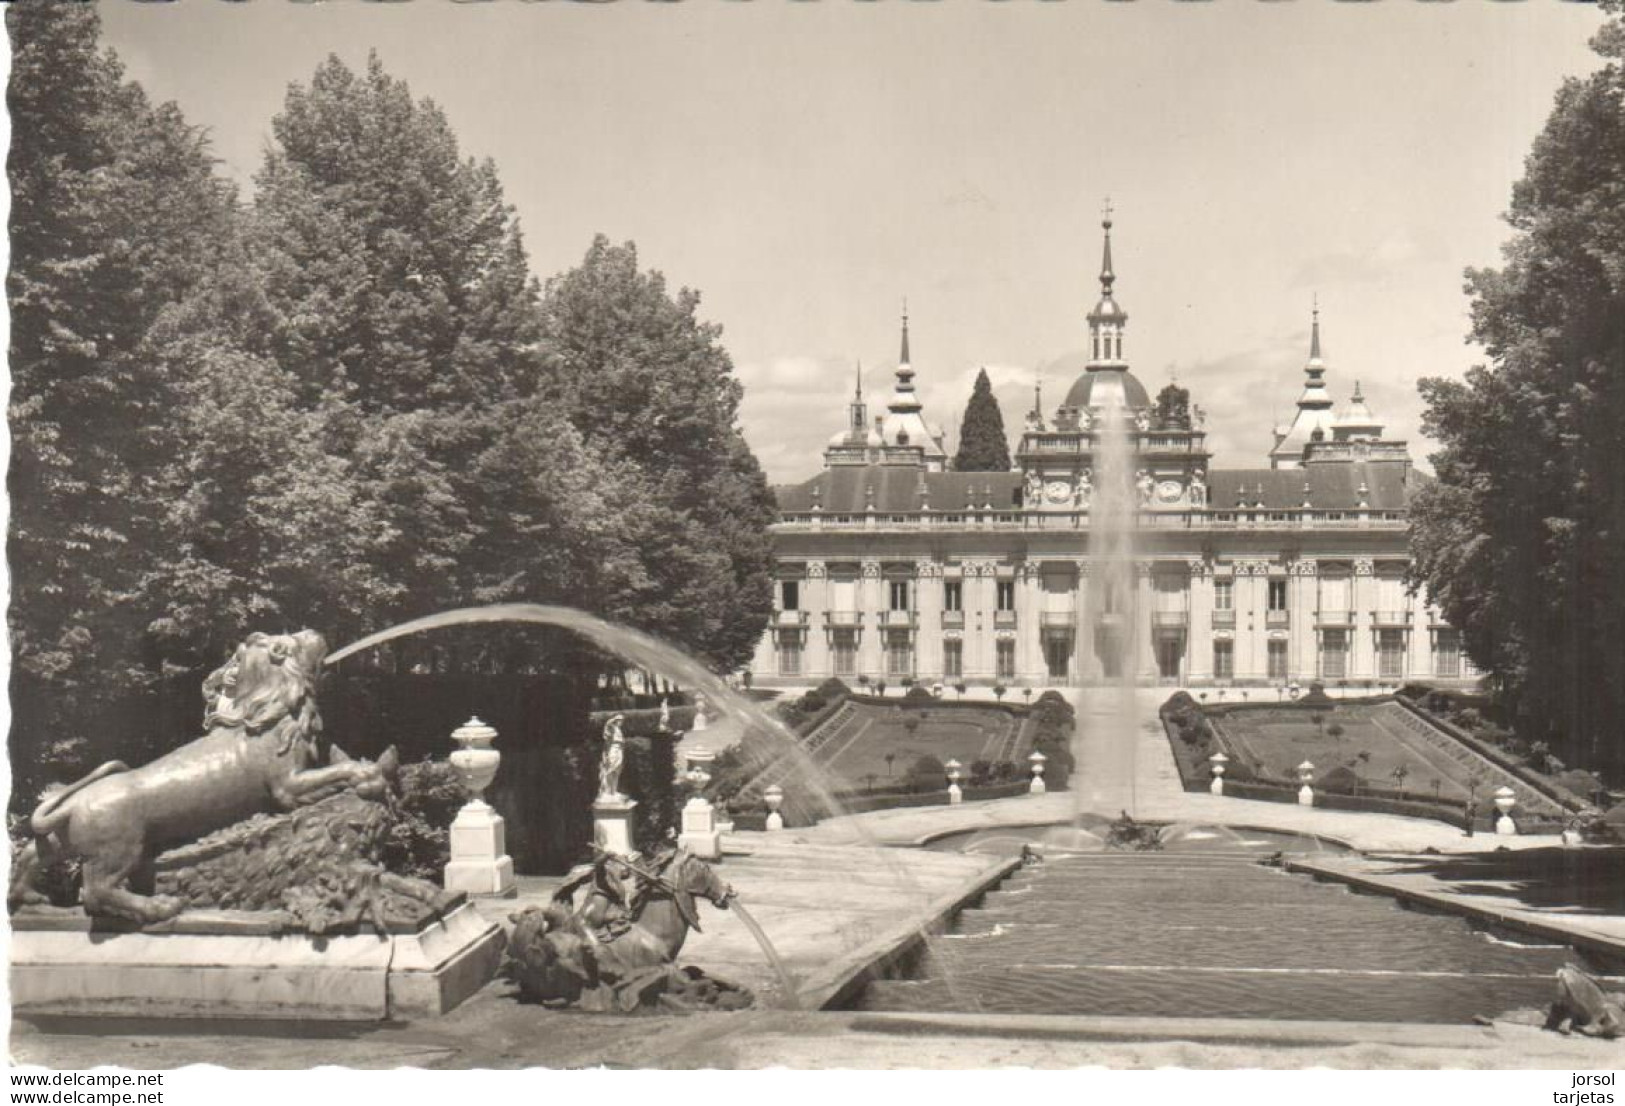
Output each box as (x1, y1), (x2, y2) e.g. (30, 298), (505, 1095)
(1410, 1), (1625, 769)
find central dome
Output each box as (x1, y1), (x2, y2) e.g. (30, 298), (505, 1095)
(1063, 367), (1150, 411)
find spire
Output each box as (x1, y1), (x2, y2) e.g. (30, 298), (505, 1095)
(1086, 200), (1128, 369)
(899, 299), (911, 367)
(1308, 294), (1324, 366)
(854, 358), (863, 402)
(1099, 197), (1115, 294)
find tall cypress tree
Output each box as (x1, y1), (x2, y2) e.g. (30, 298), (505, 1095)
(952, 367), (1012, 471)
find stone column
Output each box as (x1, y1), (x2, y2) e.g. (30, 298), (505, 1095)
(806, 561), (830, 678)
(915, 558), (943, 681)
(1291, 560), (1318, 682)
(1237, 562), (1264, 681)
(1351, 558), (1375, 681)
(1136, 563), (1158, 680)
(1187, 557), (1212, 682)
(859, 559), (883, 679)
(1409, 588), (1431, 680)
(1076, 560), (1103, 683)
(1016, 561), (1041, 682)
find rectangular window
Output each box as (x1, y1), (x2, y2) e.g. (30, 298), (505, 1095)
(777, 633), (802, 677)
(1214, 579), (1233, 611)
(1378, 629), (1406, 679)
(943, 580), (962, 612)
(780, 580), (800, 611)
(1267, 639), (1288, 680)
(1213, 639), (1234, 680)
(996, 580), (1016, 612)
(1321, 630), (1348, 679)
(996, 639), (1016, 679)
(1434, 629), (1461, 678)
(1268, 579), (1288, 611)
(832, 629), (857, 677)
(886, 630), (913, 677)
(889, 580), (910, 612)
(943, 638), (963, 679)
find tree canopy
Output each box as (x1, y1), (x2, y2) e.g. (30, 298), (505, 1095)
(952, 367), (1012, 471)
(7, 29), (777, 791)
(1409, 1), (1625, 769)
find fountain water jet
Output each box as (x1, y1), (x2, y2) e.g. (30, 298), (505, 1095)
(325, 602), (981, 1009)
(1077, 394), (1142, 822)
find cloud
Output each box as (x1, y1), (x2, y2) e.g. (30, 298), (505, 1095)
(1290, 234), (1423, 290)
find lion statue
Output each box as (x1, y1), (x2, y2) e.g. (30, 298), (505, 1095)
(9, 629), (398, 926)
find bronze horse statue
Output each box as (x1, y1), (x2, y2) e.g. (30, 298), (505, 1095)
(505, 844), (751, 1012)
(9, 630), (398, 926)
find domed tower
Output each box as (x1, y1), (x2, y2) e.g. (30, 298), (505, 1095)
(1270, 302), (1339, 469)
(1016, 205), (1210, 513)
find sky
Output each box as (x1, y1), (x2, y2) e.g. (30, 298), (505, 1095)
(98, 0), (1609, 484)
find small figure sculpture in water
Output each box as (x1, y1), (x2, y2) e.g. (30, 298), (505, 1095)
(9, 631), (398, 926)
(1074, 468), (1093, 508)
(598, 714), (626, 800)
(1546, 965), (1624, 1038)
(1136, 469), (1155, 506)
(504, 843), (751, 1012)
(658, 696), (671, 733)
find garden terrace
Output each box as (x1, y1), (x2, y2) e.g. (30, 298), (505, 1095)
(1162, 694), (1573, 828)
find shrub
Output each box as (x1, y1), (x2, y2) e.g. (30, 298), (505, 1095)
(994, 760), (1019, 782)
(902, 685), (935, 706)
(969, 758), (993, 784)
(1319, 765), (1360, 794)
(381, 758), (469, 882)
(906, 755), (947, 793)
(799, 691), (827, 714)
(814, 677), (851, 700)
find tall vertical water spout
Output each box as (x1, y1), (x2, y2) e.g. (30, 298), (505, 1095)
(1078, 398), (1141, 820)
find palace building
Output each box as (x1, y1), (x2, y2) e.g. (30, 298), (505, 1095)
(750, 217), (1470, 690)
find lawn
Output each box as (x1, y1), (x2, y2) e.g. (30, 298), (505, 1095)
(813, 702), (1029, 790)
(1215, 704), (1474, 800)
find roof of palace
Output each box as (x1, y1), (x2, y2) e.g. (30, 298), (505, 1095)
(1061, 367), (1152, 411)
(776, 467), (1025, 513)
(773, 459), (1422, 515)
(1207, 461), (1422, 511)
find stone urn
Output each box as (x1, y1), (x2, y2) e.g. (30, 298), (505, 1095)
(1209, 751), (1229, 796)
(449, 717), (500, 809)
(1028, 749), (1047, 795)
(1494, 785), (1518, 836)
(1297, 760), (1316, 807)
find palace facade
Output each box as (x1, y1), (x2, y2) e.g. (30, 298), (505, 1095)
(750, 218), (1471, 690)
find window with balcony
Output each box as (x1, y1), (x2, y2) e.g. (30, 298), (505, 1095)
(943, 580), (962, 612)
(1321, 629), (1348, 679)
(1434, 628), (1461, 678)
(889, 580), (910, 611)
(1267, 579), (1288, 611)
(943, 639), (962, 679)
(996, 639), (1016, 679)
(777, 633), (802, 677)
(1213, 639), (1234, 680)
(1267, 639), (1288, 680)
(1378, 629), (1406, 679)
(832, 629), (857, 677)
(780, 579), (800, 611)
(996, 580), (1015, 612)
(1214, 579), (1233, 611)
(886, 630), (913, 677)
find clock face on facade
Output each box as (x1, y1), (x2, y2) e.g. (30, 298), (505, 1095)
(1155, 480), (1184, 504)
(1045, 480), (1072, 504)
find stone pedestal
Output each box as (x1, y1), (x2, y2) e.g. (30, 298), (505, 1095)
(1029, 777), (1046, 795)
(1496, 814), (1518, 836)
(9, 902), (503, 1021)
(594, 796), (638, 855)
(444, 801), (516, 898)
(1298, 785), (1314, 806)
(1210, 775), (1225, 796)
(948, 783), (963, 805)
(679, 797), (722, 860)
